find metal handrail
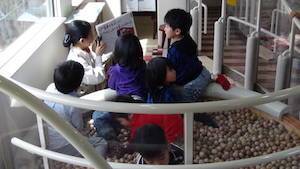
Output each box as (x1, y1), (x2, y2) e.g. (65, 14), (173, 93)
(270, 9), (287, 34)
(193, 0), (208, 34)
(238, 0), (250, 22)
(226, 16), (281, 46)
(11, 137), (300, 169)
(281, 0), (293, 14)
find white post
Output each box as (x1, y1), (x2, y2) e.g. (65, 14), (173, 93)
(239, 0), (244, 19)
(245, 32), (259, 90)
(36, 116), (50, 169)
(202, 3), (208, 34)
(226, 18), (231, 46)
(245, 0), (249, 22)
(190, 7), (199, 44)
(287, 19), (297, 88)
(184, 112), (194, 164)
(221, 0), (226, 18)
(249, 0), (256, 34)
(213, 19), (225, 75)
(288, 18), (299, 118)
(275, 50), (292, 91)
(256, 0), (262, 37)
(197, 0), (202, 51)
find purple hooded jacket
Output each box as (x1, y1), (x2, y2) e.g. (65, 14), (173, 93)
(108, 64), (146, 99)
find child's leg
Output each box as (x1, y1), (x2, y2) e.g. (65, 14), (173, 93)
(88, 136), (108, 156)
(93, 111), (117, 140)
(182, 67), (212, 102)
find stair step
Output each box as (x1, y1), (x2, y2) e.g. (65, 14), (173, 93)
(203, 40), (245, 46)
(202, 34), (245, 41)
(232, 65), (277, 72)
(201, 45), (246, 52)
(197, 7), (278, 92)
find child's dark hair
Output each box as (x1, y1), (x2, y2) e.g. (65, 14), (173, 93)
(131, 124), (168, 160)
(112, 34), (145, 70)
(146, 57), (174, 93)
(111, 94), (143, 119)
(164, 8), (192, 35)
(63, 20), (91, 47)
(54, 61), (84, 94)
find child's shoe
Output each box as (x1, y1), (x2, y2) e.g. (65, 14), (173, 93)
(194, 113), (218, 128)
(216, 74), (231, 90)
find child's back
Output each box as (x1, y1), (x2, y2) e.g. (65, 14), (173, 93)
(164, 9), (212, 101)
(45, 83), (84, 151)
(164, 9), (204, 85)
(45, 61), (107, 156)
(167, 34), (203, 85)
(108, 63), (146, 99)
(108, 34), (146, 99)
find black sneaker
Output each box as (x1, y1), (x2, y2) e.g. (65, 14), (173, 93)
(194, 113), (218, 128)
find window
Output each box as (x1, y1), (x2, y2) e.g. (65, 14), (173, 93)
(0, 0), (53, 52)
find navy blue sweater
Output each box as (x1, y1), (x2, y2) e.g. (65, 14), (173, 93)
(167, 34), (203, 85)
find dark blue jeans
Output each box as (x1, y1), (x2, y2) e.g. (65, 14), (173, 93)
(93, 111), (117, 140)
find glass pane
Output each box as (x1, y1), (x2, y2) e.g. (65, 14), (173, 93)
(0, 0), (50, 52)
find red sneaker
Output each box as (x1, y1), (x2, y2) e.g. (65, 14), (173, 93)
(216, 74), (231, 90)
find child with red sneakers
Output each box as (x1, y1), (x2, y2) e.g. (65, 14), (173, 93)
(146, 57), (225, 128)
(164, 9), (230, 102)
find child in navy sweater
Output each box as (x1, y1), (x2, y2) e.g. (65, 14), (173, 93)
(164, 9), (230, 102)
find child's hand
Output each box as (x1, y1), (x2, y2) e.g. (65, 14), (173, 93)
(95, 41), (106, 56)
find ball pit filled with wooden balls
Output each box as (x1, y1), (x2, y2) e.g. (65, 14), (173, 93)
(50, 108), (300, 169)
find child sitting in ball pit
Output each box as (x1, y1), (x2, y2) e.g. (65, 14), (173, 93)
(110, 95), (183, 144)
(131, 124), (184, 165)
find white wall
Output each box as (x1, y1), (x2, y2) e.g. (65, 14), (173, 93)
(157, 0), (187, 48)
(99, 0), (122, 21)
(0, 18), (68, 169)
(157, 0), (187, 28)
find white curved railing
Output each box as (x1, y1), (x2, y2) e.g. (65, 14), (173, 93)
(11, 137), (300, 169)
(0, 75), (111, 169)
(8, 77), (299, 114)
(1, 73), (300, 168)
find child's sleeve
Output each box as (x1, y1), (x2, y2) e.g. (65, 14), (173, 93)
(79, 56), (105, 85)
(70, 108), (84, 131)
(93, 51), (103, 67)
(166, 49), (180, 69)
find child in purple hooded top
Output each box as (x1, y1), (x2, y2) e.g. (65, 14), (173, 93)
(93, 33), (146, 139)
(108, 33), (147, 100)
